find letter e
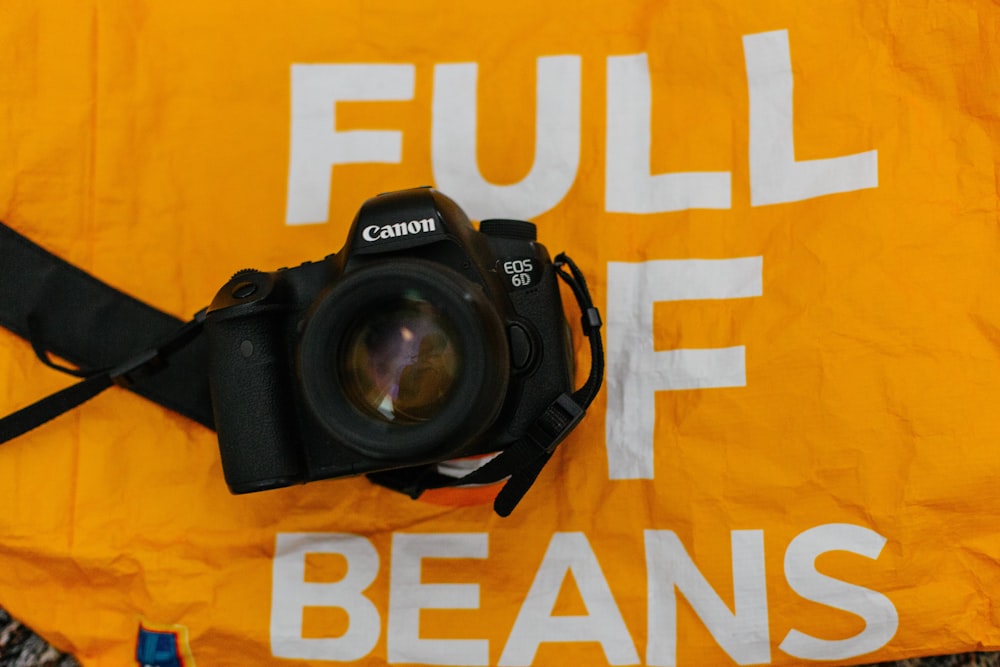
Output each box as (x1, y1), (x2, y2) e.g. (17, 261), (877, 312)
(388, 533), (489, 666)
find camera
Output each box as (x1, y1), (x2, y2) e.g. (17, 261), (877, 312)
(203, 187), (577, 494)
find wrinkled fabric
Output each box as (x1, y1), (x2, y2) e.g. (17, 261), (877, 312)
(1, 1), (999, 666)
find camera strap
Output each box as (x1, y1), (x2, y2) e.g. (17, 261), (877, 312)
(0, 220), (215, 446)
(368, 253), (605, 517)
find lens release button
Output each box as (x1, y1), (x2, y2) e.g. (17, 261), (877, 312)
(508, 324), (533, 370)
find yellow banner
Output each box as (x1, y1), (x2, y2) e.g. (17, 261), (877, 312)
(1, 1), (999, 665)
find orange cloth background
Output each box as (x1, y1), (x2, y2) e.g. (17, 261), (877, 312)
(1, 1), (999, 665)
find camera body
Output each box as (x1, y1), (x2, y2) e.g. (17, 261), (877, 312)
(204, 187), (574, 494)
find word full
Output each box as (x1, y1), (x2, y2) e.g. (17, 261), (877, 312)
(285, 29), (877, 224)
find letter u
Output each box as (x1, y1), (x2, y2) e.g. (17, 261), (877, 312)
(431, 56), (582, 221)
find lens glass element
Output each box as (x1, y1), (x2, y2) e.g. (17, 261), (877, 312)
(341, 291), (461, 423)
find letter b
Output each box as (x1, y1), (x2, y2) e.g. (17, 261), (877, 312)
(270, 533), (381, 661)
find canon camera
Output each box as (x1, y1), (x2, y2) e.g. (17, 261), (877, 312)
(204, 187), (580, 494)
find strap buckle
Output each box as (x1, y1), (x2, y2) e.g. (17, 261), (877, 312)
(110, 348), (164, 388)
(524, 393), (586, 455)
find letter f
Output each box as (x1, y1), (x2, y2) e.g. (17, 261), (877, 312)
(605, 258), (763, 479)
(286, 64), (415, 225)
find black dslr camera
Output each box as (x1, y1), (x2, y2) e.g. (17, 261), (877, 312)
(204, 187), (580, 494)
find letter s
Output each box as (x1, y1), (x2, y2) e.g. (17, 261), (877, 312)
(780, 524), (898, 661)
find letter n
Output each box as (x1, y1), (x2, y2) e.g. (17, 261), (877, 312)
(645, 530), (770, 666)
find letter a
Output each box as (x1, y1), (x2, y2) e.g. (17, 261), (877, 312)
(500, 533), (638, 666)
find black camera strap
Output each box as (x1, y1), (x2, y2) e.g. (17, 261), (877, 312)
(368, 253), (605, 517)
(0, 220), (215, 443)
(0, 313), (208, 445)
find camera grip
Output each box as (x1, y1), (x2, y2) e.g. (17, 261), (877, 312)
(205, 312), (306, 493)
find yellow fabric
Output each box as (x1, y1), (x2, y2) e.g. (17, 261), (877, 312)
(1, 1), (999, 665)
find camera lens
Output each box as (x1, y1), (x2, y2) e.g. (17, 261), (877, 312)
(298, 259), (509, 462)
(341, 292), (461, 424)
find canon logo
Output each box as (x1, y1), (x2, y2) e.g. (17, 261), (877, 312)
(362, 217), (436, 242)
